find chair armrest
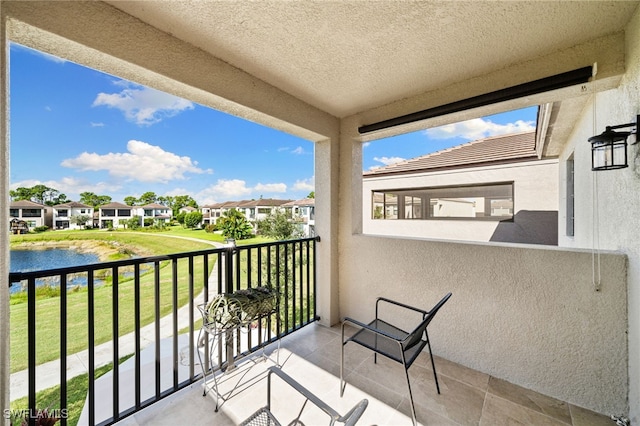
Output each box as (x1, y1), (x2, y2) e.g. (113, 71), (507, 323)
(267, 366), (342, 421)
(342, 317), (403, 342)
(376, 297), (428, 316)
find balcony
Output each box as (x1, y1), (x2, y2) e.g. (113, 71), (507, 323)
(8, 237), (619, 426)
(109, 324), (613, 425)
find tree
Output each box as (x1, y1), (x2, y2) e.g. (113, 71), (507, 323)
(10, 187), (34, 201)
(138, 191), (158, 205)
(9, 185), (65, 205)
(79, 192), (111, 208)
(125, 216), (141, 229)
(307, 191), (315, 199)
(175, 211), (186, 225)
(257, 209), (302, 240)
(50, 193), (69, 205)
(70, 214), (91, 229)
(124, 196), (138, 206)
(217, 208), (254, 240)
(184, 211), (203, 229)
(169, 195), (199, 216)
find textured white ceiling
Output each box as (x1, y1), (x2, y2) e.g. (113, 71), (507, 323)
(107, 1), (638, 118)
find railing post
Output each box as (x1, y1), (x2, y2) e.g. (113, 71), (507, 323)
(224, 239), (236, 371)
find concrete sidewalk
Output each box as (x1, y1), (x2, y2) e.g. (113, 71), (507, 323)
(10, 242), (223, 401)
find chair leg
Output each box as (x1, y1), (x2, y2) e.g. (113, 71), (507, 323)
(426, 331), (441, 394)
(402, 357), (418, 426)
(340, 324), (346, 397)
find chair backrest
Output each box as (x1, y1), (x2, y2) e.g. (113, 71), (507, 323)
(403, 292), (452, 351)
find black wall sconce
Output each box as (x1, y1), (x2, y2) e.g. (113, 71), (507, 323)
(588, 115), (639, 171)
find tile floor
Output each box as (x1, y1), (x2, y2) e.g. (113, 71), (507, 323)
(114, 323), (616, 425)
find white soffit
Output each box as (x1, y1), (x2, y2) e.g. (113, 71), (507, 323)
(106, 1), (638, 118)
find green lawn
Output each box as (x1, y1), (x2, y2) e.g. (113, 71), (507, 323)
(9, 231), (216, 373)
(9, 354), (134, 426)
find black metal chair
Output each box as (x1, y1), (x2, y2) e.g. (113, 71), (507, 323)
(340, 293), (452, 426)
(242, 366), (368, 426)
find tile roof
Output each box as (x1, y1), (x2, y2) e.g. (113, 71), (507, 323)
(100, 202), (131, 209)
(363, 131), (538, 177)
(10, 200), (46, 208)
(53, 201), (92, 209)
(282, 198), (315, 207)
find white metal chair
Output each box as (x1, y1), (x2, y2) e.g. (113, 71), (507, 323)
(241, 366), (368, 426)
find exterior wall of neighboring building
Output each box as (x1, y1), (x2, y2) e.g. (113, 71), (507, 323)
(52, 204), (93, 230)
(557, 9), (640, 421)
(135, 204), (171, 226)
(98, 204), (133, 229)
(363, 159), (559, 244)
(9, 201), (48, 229)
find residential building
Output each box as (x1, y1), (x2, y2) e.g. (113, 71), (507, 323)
(363, 131), (559, 245)
(135, 203), (171, 226)
(282, 198), (315, 237)
(51, 201), (94, 230)
(202, 199), (292, 229)
(9, 200), (49, 230)
(98, 202), (133, 229)
(2, 2), (640, 423)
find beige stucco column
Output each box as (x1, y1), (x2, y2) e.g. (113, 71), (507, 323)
(1, 5), (11, 421)
(314, 136), (340, 326)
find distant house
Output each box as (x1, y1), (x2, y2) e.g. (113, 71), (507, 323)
(135, 203), (172, 226)
(179, 206), (197, 215)
(282, 198), (315, 237)
(9, 218), (29, 234)
(363, 132), (559, 245)
(98, 202), (133, 229)
(201, 199), (292, 228)
(9, 200), (49, 230)
(52, 201), (94, 230)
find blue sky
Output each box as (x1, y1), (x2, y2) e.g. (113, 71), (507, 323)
(10, 43), (537, 205)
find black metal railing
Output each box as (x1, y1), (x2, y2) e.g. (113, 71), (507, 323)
(8, 236), (319, 426)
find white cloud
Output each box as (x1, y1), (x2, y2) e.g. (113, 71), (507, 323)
(291, 146), (305, 155)
(90, 122), (105, 127)
(292, 177), (315, 192)
(208, 179), (253, 198)
(373, 156), (405, 166)
(11, 177), (120, 198)
(92, 81), (194, 126)
(425, 118), (535, 140)
(61, 140), (212, 183)
(195, 179), (295, 204)
(255, 183), (287, 193)
(45, 106), (52, 112)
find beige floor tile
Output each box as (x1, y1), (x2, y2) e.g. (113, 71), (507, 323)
(411, 374), (485, 426)
(488, 377), (572, 424)
(430, 355), (490, 392)
(570, 404), (618, 426)
(481, 393), (571, 426)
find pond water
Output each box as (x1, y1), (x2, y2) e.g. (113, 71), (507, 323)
(10, 248), (101, 293)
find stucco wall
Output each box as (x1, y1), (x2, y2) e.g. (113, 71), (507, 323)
(363, 159), (559, 244)
(558, 6), (640, 422)
(338, 235), (627, 415)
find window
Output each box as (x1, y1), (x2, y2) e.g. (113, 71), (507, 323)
(22, 209), (42, 218)
(58, 209), (68, 216)
(117, 209), (131, 217)
(10, 209), (18, 217)
(566, 155), (574, 237)
(372, 182), (513, 221)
